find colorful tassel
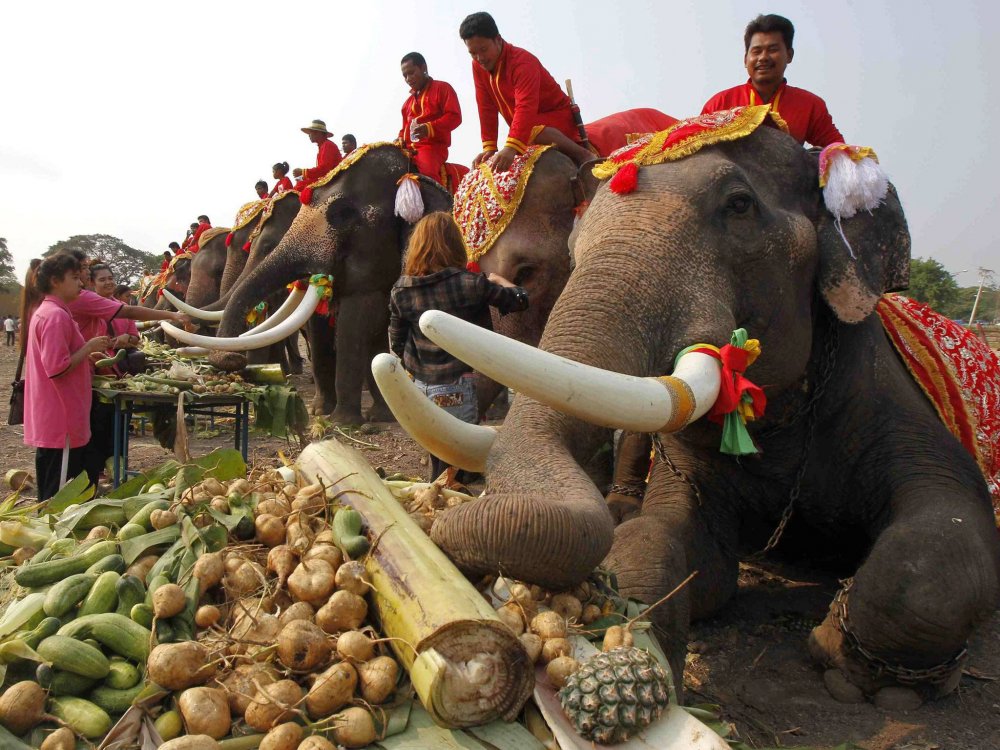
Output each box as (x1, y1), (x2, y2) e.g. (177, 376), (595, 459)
(300, 187), (313, 206)
(242, 241), (252, 253)
(609, 161), (639, 194)
(819, 144), (888, 258)
(394, 173), (424, 223)
(466, 261), (482, 274)
(225, 232), (234, 248)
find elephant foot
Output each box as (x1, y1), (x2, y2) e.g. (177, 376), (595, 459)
(208, 351), (248, 372)
(288, 359), (304, 376)
(364, 403), (395, 423)
(809, 589), (966, 706)
(330, 408), (364, 427)
(309, 396), (336, 417)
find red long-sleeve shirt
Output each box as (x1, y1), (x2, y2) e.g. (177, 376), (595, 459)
(701, 80), (844, 148)
(189, 221), (211, 253)
(301, 139), (343, 183)
(269, 176), (293, 198)
(399, 78), (462, 151)
(472, 41), (577, 154)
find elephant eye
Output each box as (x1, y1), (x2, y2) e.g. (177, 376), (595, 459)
(513, 265), (537, 286)
(726, 193), (755, 215)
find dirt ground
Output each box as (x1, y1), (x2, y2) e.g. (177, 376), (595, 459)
(1, 342), (998, 749)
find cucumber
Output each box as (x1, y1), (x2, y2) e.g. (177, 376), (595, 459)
(104, 659), (141, 689)
(94, 349), (127, 368)
(28, 546), (56, 565)
(77, 505), (128, 530)
(47, 696), (112, 739)
(37, 635), (110, 679)
(21, 615), (61, 649)
(127, 499), (171, 530)
(131, 603), (154, 628)
(115, 575), (146, 617)
(86, 553), (126, 574)
(78, 571), (120, 616)
(89, 682), (145, 714)
(155, 709), (183, 741)
(333, 507), (370, 558)
(155, 618), (175, 644)
(15, 540), (118, 588)
(117, 522), (147, 540)
(141, 375), (195, 390)
(57, 613), (151, 663)
(37, 664), (99, 696)
(43, 573), (98, 617)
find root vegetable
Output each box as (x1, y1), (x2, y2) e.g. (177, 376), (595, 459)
(314, 529), (337, 546)
(333, 707), (377, 748)
(86, 525), (111, 540)
(159, 735), (219, 750)
(260, 722), (303, 750)
(530, 611), (567, 640)
(178, 687), (231, 740)
(358, 655), (400, 704)
(0, 680), (46, 735)
(126, 554), (159, 582)
(195, 605), (221, 629)
(546, 656), (580, 689)
(11, 547), (35, 565)
(304, 543), (342, 570)
(315, 590), (367, 633)
(148, 641), (218, 690)
(287, 560), (336, 606)
(550, 593), (583, 623)
(334, 560), (369, 596)
(202, 477), (227, 497)
(267, 545), (297, 587)
(226, 561), (267, 596)
(224, 554), (246, 575)
(193, 552), (225, 590)
(244, 679), (303, 731)
(210, 497), (230, 514)
(299, 738), (336, 750)
(150, 509), (178, 530)
(305, 661), (357, 718)
(153, 583), (187, 618)
(255, 514), (285, 547)
(229, 478), (251, 496)
(571, 581), (592, 602)
(496, 603), (524, 635)
(292, 484), (326, 514)
(231, 612), (280, 657)
(541, 637), (573, 664)
(256, 498), (290, 518)
(278, 601), (315, 628)
(40, 727), (75, 750)
(285, 513), (323, 550)
(220, 663), (278, 716)
(336, 630), (374, 663)
(581, 603), (602, 625)
(519, 633), (543, 665)
(508, 582), (533, 604)
(276, 620), (331, 671)
(602, 624), (634, 651)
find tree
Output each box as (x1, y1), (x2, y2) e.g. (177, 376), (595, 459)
(44, 234), (160, 287)
(0, 237), (17, 291)
(906, 257), (960, 315)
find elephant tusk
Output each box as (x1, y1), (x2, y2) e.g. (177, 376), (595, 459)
(371, 353), (496, 472)
(238, 285), (306, 337)
(161, 289), (225, 321)
(418, 310), (722, 434)
(161, 286), (319, 352)
(176, 346), (210, 357)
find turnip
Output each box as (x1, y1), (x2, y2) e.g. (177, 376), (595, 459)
(226, 560), (267, 597)
(278, 601), (315, 628)
(334, 560), (369, 596)
(304, 543), (342, 571)
(530, 611), (567, 640)
(11, 547), (35, 565)
(178, 686), (231, 740)
(315, 590), (367, 633)
(286, 514), (323, 552)
(256, 497), (291, 518)
(299, 737), (337, 750)
(193, 551), (225, 590)
(602, 624), (634, 651)
(231, 612), (280, 660)
(196, 605), (222, 629)
(292, 484), (326, 515)
(260, 721), (303, 750)
(336, 629), (375, 663)
(39, 727), (75, 750)
(496, 603), (525, 635)
(202, 477), (227, 497)
(276, 619), (331, 671)
(148, 641), (218, 690)
(210, 497), (230, 514)
(287, 560), (336, 606)
(0, 680), (46, 735)
(255, 514), (285, 547)
(151, 509), (178, 530)
(332, 707), (377, 748)
(546, 656), (580, 689)
(550, 593), (583, 623)
(358, 655), (400, 704)
(220, 663), (278, 716)
(86, 525), (111, 540)
(305, 661), (357, 718)
(581, 603), (602, 625)
(159, 737), (220, 750)
(541, 637), (573, 664)
(126, 554), (159, 582)
(314, 529), (337, 546)
(244, 679), (303, 731)
(267, 545), (297, 587)
(153, 583), (187, 618)
(519, 633), (543, 664)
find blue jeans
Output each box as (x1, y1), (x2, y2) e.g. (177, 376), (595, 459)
(413, 373), (478, 425)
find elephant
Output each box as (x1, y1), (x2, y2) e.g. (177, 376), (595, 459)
(171, 143), (453, 425)
(391, 121), (1000, 707)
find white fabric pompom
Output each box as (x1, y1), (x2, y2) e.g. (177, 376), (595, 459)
(822, 150), (889, 221)
(394, 175), (424, 224)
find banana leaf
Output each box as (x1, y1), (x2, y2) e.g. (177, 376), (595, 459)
(45, 471), (95, 513)
(120, 526), (182, 565)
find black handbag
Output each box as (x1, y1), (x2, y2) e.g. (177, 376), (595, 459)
(8, 352), (24, 426)
(106, 320), (148, 376)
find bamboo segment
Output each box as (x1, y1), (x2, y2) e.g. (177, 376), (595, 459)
(297, 440), (534, 728)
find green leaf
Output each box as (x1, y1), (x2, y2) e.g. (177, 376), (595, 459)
(107, 473), (150, 499)
(53, 498), (127, 537)
(120, 526), (181, 564)
(45, 471), (95, 513)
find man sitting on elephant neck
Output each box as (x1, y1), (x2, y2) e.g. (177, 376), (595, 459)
(460, 11), (593, 173)
(702, 13), (843, 148)
(188, 215), (212, 254)
(293, 119), (344, 189)
(180, 222), (198, 251)
(398, 51), (462, 185)
(342, 133), (357, 156)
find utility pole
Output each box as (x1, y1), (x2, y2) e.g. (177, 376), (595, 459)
(969, 267), (995, 326)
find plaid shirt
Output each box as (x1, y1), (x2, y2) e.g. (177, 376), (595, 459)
(389, 268), (528, 384)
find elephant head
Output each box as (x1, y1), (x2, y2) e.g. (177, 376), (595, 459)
(426, 123), (910, 589)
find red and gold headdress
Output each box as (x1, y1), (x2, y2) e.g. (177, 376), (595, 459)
(225, 199), (269, 248)
(593, 105), (783, 194)
(299, 141), (398, 206)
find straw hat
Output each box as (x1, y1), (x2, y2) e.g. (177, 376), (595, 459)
(301, 119), (333, 136)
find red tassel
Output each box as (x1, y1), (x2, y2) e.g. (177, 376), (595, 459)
(242, 241), (252, 253)
(300, 188), (313, 206)
(609, 162), (639, 194)
(328, 314), (337, 328)
(225, 232), (234, 248)
(316, 299), (329, 316)
(157, 289), (163, 298)
(466, 261), (482, 274)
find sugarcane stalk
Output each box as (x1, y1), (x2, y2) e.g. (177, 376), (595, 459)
(297, 439), (534, 728)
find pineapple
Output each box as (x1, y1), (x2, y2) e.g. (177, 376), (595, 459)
(558, 647), (672, 744)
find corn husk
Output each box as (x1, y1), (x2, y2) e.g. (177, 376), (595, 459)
(297, 440), (534, 728)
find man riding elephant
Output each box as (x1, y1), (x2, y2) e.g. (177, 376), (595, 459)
(293, 120), (343, 190)
(398, 52), (462, 186)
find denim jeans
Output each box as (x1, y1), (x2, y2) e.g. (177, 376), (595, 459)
(413, 372), (478, 425)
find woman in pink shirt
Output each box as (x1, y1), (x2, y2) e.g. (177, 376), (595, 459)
(24, 254), (110, 501)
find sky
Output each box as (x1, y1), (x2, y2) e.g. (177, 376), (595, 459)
(1, 0), (997, 288)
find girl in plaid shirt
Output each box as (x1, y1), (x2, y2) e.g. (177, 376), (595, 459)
(389, 212), (528, 479)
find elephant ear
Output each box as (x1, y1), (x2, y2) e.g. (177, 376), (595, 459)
(417, 174), (453, 215)
(817, 183), (911, 324)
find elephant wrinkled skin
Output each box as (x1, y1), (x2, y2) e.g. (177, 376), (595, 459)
(430, 125), (1000, 704)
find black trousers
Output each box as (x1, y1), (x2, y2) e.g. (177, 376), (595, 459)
(5, 331), (14, 345)
(84, 400), (116, 487)
(35, 445), (87, 501)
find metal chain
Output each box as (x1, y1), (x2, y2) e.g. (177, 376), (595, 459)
(832, 580), (968, 686)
